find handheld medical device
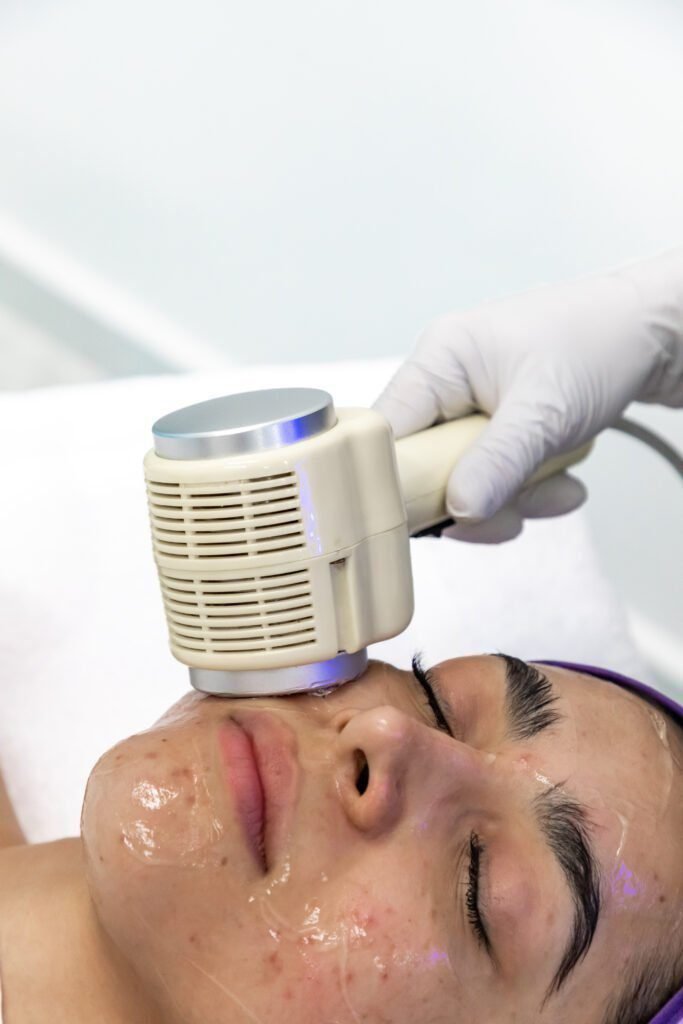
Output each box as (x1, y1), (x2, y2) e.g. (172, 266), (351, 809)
(145, 388), (590, 697)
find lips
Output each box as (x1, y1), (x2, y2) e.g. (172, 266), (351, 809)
(218, 718), (267, 869)
(218, 710), (299, 872)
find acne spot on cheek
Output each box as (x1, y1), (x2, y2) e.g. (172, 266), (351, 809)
(161, 738), (168, 743)
(659, 895), (666, 904)
(267, 952), (283, 975)
(353, 910), (376, 929)
(373, 953), (391, 975)
(186, 795), (196, 807)
(144, 752), (158, 760)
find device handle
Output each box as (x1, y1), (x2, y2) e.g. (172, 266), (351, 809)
(395, 414), (593, 535)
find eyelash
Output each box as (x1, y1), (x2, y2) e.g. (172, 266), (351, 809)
(411, 655), (452, 735)
(466, 833), (491, 951)
(411, 656), (491, 952)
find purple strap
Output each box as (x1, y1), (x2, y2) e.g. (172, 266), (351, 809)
(540, 661), (683, 1024)
(540, 661), (683, 725)
(650, 990), (683, 1024)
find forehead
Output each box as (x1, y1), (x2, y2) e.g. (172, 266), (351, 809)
(546, 668), (683, 944)
(542, 664), (679, 785)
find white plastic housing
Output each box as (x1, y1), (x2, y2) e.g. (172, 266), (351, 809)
(144, 408), (413, 673)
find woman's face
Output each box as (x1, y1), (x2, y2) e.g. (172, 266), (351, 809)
(81, 657), (683, 1024)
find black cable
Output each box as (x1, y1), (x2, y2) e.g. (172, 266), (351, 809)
(611, 416), (683, 479)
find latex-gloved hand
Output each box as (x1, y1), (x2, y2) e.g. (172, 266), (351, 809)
(374, 249), (683, 541)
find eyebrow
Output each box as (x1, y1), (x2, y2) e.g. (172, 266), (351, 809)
(498, 654), (563, 741)
(495, 655), (602, 996)
(535, 786), (602, 999)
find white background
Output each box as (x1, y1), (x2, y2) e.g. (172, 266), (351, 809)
(1, 0), (683, 361)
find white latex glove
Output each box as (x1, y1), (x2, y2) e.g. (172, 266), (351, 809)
(375, 248), (683, 541)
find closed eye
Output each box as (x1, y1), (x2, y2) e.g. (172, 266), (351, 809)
(411, 654), (454, 737)
(465, 832), (493, 954)
(411, 656), (495, 959)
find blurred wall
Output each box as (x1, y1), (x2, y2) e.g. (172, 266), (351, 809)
(1, 0), (682, 366)
(573, 405), (682, 682)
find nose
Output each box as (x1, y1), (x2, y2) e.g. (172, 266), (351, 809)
(333, 705), (410, 832)
(333, 704), (487, 834)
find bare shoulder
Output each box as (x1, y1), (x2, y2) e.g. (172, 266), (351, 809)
(0, 773), (26, 849)
(0, 840), (84, 1020)
(0, 844), (31, 906)
(0, 839), (81, 890)
(0, 840), (82, 933)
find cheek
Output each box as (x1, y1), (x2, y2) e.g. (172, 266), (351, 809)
(82, 731), (226, 867)
(81, 725), (460, 1023)
(80, 724), (240, 948)
(243, 864), (457, 1023)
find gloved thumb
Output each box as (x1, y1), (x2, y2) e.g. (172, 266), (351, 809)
(446, 397), (551, 521)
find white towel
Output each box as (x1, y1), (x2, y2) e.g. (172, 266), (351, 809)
(0, 363), (644, 842)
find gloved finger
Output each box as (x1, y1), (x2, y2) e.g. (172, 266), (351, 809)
(373, 322), (476, 438)
(373, 362), (440, 438)
(515, 471), (587, 519)
(445, 394), (551, 521)
(440, 504), (523, 544)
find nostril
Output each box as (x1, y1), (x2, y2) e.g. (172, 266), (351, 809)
(354, 749), (370, 795)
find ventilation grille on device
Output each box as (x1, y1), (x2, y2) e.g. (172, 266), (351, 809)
(146, 472), (306, 560)
(157, 567), (316, 654)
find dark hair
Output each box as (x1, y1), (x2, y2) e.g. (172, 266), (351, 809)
(602, 946), (683, 1024)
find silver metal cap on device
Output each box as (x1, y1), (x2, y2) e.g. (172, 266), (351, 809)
(153, 387), (337, 460)
(152, 387), (368, 697)
(189, 650), (369, 697)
